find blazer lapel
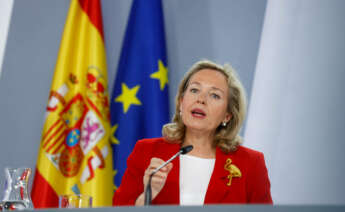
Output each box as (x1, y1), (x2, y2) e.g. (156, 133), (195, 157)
(204, 147), (231, 203)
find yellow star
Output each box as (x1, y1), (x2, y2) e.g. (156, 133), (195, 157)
(150, 60), (168, 90)
(110, 124), (119, 144)
(115, 83), (142, 113)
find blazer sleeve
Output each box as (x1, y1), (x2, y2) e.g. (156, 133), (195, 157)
(247, 152), (273, 204)
(112, 141), (150, 206)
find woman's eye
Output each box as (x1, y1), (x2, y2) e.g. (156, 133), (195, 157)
(211, 93), (220, 99)
(190, 88), (198, 93)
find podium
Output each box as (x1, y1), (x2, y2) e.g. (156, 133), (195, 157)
(31, 205), (345, 212)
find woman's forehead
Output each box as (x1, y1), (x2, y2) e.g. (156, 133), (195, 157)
(188, 69), (228, 88)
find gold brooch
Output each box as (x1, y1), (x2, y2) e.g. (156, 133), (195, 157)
(224, 158), (242, 186)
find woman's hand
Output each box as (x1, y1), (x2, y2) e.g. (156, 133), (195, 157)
(135, 157), (173, 206)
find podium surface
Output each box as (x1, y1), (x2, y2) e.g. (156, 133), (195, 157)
(28, 205), (345, 212)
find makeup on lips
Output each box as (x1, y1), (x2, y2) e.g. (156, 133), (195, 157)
(191, 108), (206, 118)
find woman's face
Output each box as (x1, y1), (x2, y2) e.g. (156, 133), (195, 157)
(180, 69), (231, 134)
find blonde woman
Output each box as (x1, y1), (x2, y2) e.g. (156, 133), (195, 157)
(113, 60), (272, 205)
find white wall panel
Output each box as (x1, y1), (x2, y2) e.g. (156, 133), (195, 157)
(0, 0), (14, 77)
(245, 0), (345, 204)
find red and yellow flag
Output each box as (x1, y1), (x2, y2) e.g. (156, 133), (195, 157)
(31, 0), (113, 208)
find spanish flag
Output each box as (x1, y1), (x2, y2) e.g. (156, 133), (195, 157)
(31, 0), (113, 208)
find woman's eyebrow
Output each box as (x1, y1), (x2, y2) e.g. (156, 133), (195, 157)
(189, 81), (201, 86)
(211, 86), (225, 94)
(189, 81), (225, 94)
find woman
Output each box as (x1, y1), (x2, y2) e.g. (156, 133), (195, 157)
(113, 60), (272, 205)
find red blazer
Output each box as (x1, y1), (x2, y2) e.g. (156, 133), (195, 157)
(113, 137), (272, 205)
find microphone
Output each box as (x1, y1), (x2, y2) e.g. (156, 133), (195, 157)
(144, 145), (193, 205)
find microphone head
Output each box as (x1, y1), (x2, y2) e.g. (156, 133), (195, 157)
(180, 145), (193, 155)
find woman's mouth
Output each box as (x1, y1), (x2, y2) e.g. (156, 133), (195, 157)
(191, 108), (206, 118)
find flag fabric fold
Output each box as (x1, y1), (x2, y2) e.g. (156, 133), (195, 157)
(31, 0), (113, 208)
(110, 0), (169, 188)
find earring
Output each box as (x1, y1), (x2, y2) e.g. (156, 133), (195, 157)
(222, 121), (227, 127)
(180, 110), (182, 116)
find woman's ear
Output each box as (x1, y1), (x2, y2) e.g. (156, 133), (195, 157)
(179, 97), (183, 112)
(223, 113), (232, 123)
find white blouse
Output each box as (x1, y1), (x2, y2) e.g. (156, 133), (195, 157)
(179, 154), (215, 205)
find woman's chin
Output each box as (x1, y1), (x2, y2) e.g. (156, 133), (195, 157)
(186, 124), (212, 133)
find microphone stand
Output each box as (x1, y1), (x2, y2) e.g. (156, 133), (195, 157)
(144, 145), (193, 205)
(144, 174), (154, 205)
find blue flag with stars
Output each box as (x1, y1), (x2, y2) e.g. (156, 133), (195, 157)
(110, 0), (169, 188)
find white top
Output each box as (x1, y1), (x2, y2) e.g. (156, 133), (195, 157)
(179, 154), (215, 205)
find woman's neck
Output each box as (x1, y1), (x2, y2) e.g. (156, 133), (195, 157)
(183, 129), (216, 158)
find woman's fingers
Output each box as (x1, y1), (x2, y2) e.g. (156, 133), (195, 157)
(142, 157), (175, 201)
(146, 157), (173, 173)
(144, 168), (167, 179)
(151, 177), (166, 185)
(165, 162), (173, 173)
(143, 157), (172, 185)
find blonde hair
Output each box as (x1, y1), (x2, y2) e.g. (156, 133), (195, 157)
(162, 59), (247, 153)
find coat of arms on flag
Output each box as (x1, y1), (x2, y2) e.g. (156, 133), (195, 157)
(31, 0), (113, 208)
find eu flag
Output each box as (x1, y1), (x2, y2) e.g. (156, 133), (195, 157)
(110, 0), (169, 187)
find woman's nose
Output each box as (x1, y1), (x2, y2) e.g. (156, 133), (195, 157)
(197, 93), (206, 104)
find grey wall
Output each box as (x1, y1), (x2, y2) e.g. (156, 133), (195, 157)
(0, 0), (265, 200)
